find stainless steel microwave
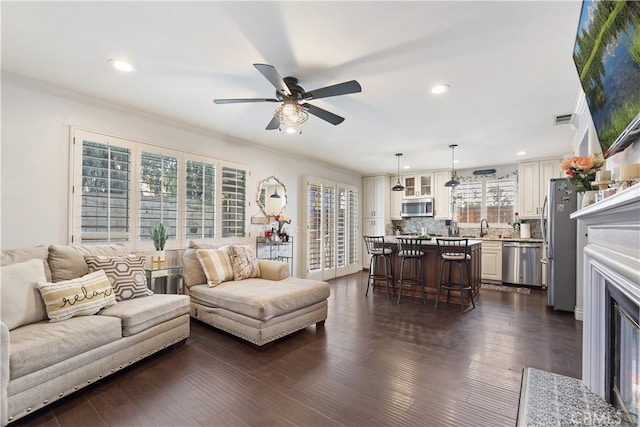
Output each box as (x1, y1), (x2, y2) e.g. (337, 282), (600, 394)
(401, 198), (434, 217)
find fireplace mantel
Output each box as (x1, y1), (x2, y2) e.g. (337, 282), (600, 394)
(571, 184), (640, 397)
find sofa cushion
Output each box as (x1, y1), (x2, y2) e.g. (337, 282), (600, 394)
(99, 294), (190, 336)
(36, 270), (117, 321)
(188, 277), (330, 321)
(228, 245), (261, 280)
(85, 254), (152, 300)
(9, 315), (122, 379)
(1, 245), (52, 282)
(183, 240), (218, 288)
(0, 259), (48, 330)
(48, 243), (129, 282)
(196, 248), (234, 287)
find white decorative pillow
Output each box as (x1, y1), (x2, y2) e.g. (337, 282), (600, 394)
(0, 258), (48, 330)
(84, 254), (152, 300)
(196, 248), (234, 287)
(36, 270), (117, 321)
(228, 245), (261, 281)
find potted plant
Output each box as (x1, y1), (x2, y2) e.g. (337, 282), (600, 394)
(150, 223), (167, 265)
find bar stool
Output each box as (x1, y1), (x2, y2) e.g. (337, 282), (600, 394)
(396, 237), (426, 304)
(435, 238), (475, 311)
(363, 236), (394, 298)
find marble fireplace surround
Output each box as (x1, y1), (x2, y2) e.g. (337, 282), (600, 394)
(571, 184), (640, 398)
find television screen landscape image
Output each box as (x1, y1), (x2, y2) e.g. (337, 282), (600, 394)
(573, 0), (640, 158)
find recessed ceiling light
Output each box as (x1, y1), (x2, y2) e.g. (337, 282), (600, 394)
(431, 84), (450, 95)
(403, 165), (411, 169)
(109, 59), (137, 73)
(453, 159), (460, 164)
(517, 151), (527, 156)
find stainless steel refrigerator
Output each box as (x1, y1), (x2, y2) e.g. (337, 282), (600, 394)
(541, 178), (577, 312)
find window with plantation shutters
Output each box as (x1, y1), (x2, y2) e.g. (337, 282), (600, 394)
(220, 165), (246, 238)
(456, 181), (483, 224)
(304, 177), (360, 280)
(139, 151), (178, 243)
(486, 179), (515, 224)
(71, 129), (248, 248)
(75, 136), (133, 243)
(185, 159), (216, 239)
(454, 177), (515, 225)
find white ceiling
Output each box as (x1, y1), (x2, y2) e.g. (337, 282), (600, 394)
(1, 1), (583, 176)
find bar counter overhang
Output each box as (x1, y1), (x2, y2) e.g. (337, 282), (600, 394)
(369, 236), (482, 305)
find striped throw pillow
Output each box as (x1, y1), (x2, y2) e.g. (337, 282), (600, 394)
(196, 248), (234, 286)
(36, 270), (117, 321)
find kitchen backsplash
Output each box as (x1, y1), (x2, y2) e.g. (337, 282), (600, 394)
(389, 218), (542, 239)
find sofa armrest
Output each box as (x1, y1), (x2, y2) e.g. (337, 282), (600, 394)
(1, 321), (9, 426)
(258, 260), (290, 281)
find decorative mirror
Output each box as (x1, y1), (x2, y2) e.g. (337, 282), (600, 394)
(257, 176), (287, 216)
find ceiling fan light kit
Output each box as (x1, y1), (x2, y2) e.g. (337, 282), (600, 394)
(214, 63), (361, 131)
(444, 144), (460, 187)
(275, 99), (308, 126)
(391, 153), (405, 192)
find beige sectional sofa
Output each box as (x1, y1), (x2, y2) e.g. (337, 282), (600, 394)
(0, 244), (190, 426)
(183, 241), (330, 346)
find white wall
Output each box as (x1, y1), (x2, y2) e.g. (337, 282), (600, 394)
(571, 91), (640, 321)
(0, 78), (362, 263)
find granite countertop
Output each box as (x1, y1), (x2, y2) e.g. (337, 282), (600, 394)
(385, 235), (483, 246)
(481, 237), (543, 243)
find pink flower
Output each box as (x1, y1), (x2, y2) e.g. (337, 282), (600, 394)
(560, 157), (574, 170)
(571, 156), (595, 171)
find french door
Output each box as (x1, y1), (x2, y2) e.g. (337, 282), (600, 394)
(303, 177), (360, 281)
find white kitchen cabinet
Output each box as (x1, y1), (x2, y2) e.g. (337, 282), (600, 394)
(389, 176), (403, 220)
(481, 240), (502, 281)
(402, 173), (433, 198)
(363, 175), (389, 219)
(518, 158), (561, 219)
(362, 175), (390, 268)
(433, 170), (452, 219)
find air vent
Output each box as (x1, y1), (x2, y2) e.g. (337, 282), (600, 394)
(554, 113), (574, 125)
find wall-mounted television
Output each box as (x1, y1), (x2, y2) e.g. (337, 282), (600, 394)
(573, 0), (640, 158)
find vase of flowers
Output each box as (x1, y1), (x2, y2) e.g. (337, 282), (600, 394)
(274, 213), (291, 240)
(559, 153), (605, 192)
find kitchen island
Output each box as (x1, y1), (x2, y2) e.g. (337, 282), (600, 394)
(371, 236), (482, 305)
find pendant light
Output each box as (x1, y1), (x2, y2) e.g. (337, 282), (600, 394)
(270, 187), (281, 198)
(391, 153), (405, 191)
(444, 144), (460, 187)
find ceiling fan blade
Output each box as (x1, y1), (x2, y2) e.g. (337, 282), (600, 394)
(266, 116), (280, 130)
(213, 98), (279, 104)
(302, 103), (345, 125)
(303, 80), (362, 100)
(254, 64), (291, 97)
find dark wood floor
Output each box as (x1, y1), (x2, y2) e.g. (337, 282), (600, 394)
(14, 272), (582, 427)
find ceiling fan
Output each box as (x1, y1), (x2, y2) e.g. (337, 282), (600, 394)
(213, 64), (362, 130)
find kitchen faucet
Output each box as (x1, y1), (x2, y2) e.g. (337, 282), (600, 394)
(480, 219), (489, 237)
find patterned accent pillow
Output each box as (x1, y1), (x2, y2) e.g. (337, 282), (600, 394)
(196, 248), (234, 287)
(36, 270), (117, 322)
(228, 245), (261, 281)
(84, 254), (152, 300)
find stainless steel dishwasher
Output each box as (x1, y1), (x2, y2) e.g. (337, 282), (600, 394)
(502, 242), (542, 286)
